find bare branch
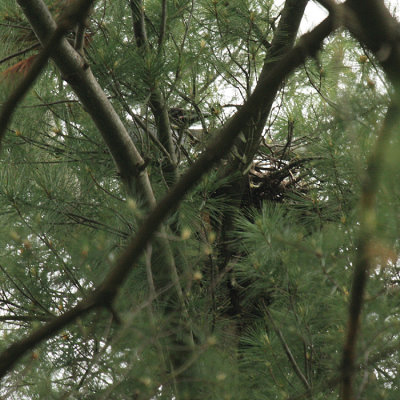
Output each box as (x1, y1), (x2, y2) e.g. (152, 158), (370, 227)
(0, 42), (40, 66)
(0, 315), (50, 322)
(0, 0), (95, 150)
(341, 103), (400, 400)
(266, 307), (311, 390)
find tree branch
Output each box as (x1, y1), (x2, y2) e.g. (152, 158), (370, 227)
(0, 0), (94, 150)
(266, 307), (311, 390)
(158, 0), (168, 49)
(217, 0), (308, 189)
(130, 0), (178, 184)
(16, 0), (155, 202)
(0, 42), (40, 66)
(346, 0), (400, 86)
(0, 315), (50, 322)
(15, 0), (187, 332)
(341, 103), (400, 400)
(242, 0), (309, 164)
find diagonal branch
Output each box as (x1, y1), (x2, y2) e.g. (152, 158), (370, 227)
(16, 0), (155, 202)
(0, 42), (40, 66)
(341, 103), (400, 400)
(16, 0), (186, 321)
(0, 13), (339, 380)
(0, 0), (95, 150)
(265, 307), (311, 390)
(226, 0), (309, 177)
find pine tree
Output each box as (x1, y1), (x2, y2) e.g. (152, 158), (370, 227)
(0, 0), (400, 399)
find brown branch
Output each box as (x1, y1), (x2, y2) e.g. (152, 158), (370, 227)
(74, 23), (86, 52)
(0, 315), (50, 322)
(341, 103), (399, 400)
(107, 71), (174, 162)
(316, 0), (340, 14)
(131, 113), (174, 164)
(0, 0), (95, 150)
(16, 0), (155, 202)
(15, 0), (186, 339)
(0, 43), (40, 66)
(130, 0), (178, 183)
(129, 0), (149, 50)
(158, 0), (168, 49)
(148, 91), (178, 183)
(346, 0), (400, 86)
(0, 296), (99, 377)
(0, 13), (339, 380)
(74, 2), (93, 52)
(218, 0), (309, 183)
(20, 96), (115, 108)
(265, 307), (311, 390)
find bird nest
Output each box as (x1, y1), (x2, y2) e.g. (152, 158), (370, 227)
(245, 156), (315, 207)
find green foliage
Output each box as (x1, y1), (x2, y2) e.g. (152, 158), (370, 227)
(1, 0), (400, 399)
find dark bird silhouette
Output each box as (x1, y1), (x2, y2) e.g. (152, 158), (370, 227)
(168, 107), (210, 128)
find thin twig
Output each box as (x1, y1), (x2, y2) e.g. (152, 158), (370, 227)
(341, 103), (399, 400)
(0, 43), (40, 66)
(0, 0), (95, 149)
(265, 307), (311, 390)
